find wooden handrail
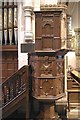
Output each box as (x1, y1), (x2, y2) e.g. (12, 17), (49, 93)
(1, 65), (29, 108)
(70, 70), (80, 85)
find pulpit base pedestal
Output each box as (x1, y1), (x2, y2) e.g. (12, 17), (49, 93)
(37, 102), (61, 120)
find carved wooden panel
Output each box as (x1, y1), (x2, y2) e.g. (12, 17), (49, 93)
(35, 11), (61, 50)
(35, 13), (42, 38)
(56, 59), (64, 75)
(29, 51), (65, 99)
(32, 77), (64, 98)
(0, 50), (18, 83)
(30, 55), (64, 77)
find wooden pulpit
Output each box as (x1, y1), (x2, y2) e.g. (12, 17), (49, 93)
(29, 49), (68, 119)
(29, 7), (68, 119)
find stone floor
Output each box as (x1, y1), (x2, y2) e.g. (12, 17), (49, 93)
(56, 96), (80, 120)
(1, 96), (80, 120)
(67, 106), (80, 119)
(2, 109), (80, 120)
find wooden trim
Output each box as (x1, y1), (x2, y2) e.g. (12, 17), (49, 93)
(0, 45), (18, 52)
(33, 93), (65, 101)
(2, 5), (17, 9)
(67, 89), (80, 92)
(33, 75), (65, 79)
(71, 70), (80, 79)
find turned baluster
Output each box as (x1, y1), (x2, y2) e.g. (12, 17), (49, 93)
(6, 83), (9, 103)
(16, 78), (19, 95)
(19, 70), (24, 91)
(13, 79), (17, 97)
(22, 78), (26, 91)
(22, 70), (26, 90)
(18, 75), (21, 93)
(10, 81), (14, 99)
(20, 76), (23, 91)
(2, 90), (4, 107)
(4, 85), (7, 105)
(20, 72), (26, 91)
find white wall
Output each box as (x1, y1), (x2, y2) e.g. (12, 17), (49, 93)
(72, 2), (80, 35)
(66, 2), (80, 69)
(34, 0), (40, 11)
(18, 2), (28, 69)
(40, 0), (58, 5)
(66, 52), (76, 69)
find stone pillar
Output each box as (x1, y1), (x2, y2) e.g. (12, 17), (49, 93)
(23, 2), (33, 42)
(21, 0), (34, 53)
(60, 7), (67, 94)
(66, 15), (72, 49)
(61, 9), (67, 49)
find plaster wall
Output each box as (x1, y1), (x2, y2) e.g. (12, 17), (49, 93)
(18, 2), (28, 69)
(72, 2), (80, 35)
(67, 2), (80, 69)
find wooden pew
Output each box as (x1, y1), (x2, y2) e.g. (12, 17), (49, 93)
(67, 69), (80, 111)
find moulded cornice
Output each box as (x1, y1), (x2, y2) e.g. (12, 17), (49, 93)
(23, 6), (33, 11)
(40, 4), (67, 12)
